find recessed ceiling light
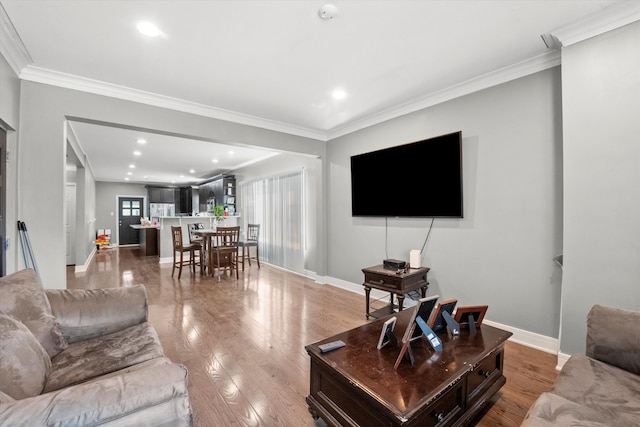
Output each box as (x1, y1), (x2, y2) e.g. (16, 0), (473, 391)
(136, 138), (147, 144)
(127, 172), (133, 175)
(180, 175), (185, 178)
(137, 21), (162, 37)
(129, 164), (136, 169)
(332, 89), (347, 100)
(189, 169), (195, 174)
(171, 180), (176, 184)
(228, 150), (235, 155)
(212, 158), (219, 163)
(124, 177), (130, 181)
(133, 150), (142, 156)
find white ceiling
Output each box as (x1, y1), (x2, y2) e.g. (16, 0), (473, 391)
(68, 121), (280, 184)
(0, 0), (625, 185)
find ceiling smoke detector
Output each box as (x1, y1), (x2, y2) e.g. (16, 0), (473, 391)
(318, 4), (338, 20)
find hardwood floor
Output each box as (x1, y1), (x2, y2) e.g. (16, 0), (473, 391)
(67, 247), (557, 426)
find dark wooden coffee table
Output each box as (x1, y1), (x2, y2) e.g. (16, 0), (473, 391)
(305, 309), (512, 426)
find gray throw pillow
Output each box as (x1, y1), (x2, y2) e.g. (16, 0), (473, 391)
(0, 269), (67, 357)
(0, 313), (51, 399)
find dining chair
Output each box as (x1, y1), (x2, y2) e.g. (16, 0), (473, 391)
(211, 226), (240, 279)
(238, 224), (260, 270)
(187, 223), (205, 272)
(171, 226), (202, 278)
(187, 223), (205, 245)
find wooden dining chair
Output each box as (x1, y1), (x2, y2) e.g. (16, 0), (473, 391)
(171, 226), (201, 278)
(238, 224), (260, 270)
(211, 226), (240, 279)
(187, 223), (205, 250)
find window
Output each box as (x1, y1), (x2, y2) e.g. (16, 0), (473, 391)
(240, 170), (305, 273)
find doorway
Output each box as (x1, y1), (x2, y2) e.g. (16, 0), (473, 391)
(118, 197), (143, 245)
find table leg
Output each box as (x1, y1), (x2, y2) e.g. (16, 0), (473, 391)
(421, 286), (427, 298)
(397, 294), (405, 312)
(206, 235), (214, 276)
(365, 286), (371, 319)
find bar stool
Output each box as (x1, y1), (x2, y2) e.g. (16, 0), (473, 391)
(238, 224), (260, 270)
(171, 226), (201, 278)
(211, 226), (240, 279)
(187, 223), (206, 272)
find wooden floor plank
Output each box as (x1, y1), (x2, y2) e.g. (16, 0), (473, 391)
(68, 247), (557, 426)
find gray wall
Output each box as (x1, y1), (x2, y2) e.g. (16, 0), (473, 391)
(95, 182), (146, 245)
(560, 21), (640, 354)
(0, 51), (21, 274)
(327, 69), (564, 338)
(66, 125), (97, 266)
(16, 81), (325, 288)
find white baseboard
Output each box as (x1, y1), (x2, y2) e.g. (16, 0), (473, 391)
(319, 274), (409, 304)
(481, 319), (559, 355)
(556, 352), (571, 370)
(74, 247), (96, 273)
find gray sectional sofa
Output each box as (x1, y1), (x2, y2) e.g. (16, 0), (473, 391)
(522, 304), (640, 426)
(0, 269), (192, 426)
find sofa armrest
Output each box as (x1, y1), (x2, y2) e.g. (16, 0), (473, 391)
(0, 363), (192, 426)
(586, 304), (640, 375)
(46, 285), (148, 343)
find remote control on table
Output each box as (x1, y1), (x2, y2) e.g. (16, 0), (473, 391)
(319, 340), (346, 353)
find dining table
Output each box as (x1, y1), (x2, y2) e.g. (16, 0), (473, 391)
(194, 228), (240, 277)
(194, 229), (218, 276)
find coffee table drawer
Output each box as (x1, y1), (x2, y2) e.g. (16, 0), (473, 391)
(466, 349), (504, 406)
(423, 382), (464, 427)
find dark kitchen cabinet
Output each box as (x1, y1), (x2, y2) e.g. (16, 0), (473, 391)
(178, 187), (192, 214)
(197, 175), (234, 214)
(147, 186), (175, 204)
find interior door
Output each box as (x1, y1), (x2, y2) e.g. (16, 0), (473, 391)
(0, 129), (6, 276)
(118, 197), (143, 245)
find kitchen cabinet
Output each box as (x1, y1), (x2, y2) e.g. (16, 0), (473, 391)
(197, 176), (233, 213)
(147, 186), (175, 204)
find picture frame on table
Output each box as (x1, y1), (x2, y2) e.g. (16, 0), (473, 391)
(454, 305), (488, 329)
(376, 316), (397, 349)
(427, 299), (458, 332)
(400, 295), (440, 343)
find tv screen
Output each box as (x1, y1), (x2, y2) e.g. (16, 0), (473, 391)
(350, 131), (463, 217)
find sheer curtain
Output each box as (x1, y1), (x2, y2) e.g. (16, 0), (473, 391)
(240, 169), (305, 273)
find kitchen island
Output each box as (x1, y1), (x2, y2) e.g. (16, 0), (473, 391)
(129, 224), (159, 256)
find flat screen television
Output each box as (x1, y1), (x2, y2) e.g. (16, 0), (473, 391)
(350, 131), (463, 217)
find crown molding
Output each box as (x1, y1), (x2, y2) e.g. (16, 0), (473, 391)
(327, 50), (561, 140)
(19, 65), (328, 141)
(3, 2), (638, 144)
(0, 3), (31, 75)
(550, 1), (640, 47)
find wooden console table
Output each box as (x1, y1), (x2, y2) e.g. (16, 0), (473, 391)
(362, 265), (430, 319)
(306, 309), (512, 426)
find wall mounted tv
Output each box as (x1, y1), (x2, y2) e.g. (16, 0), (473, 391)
(350, 131), (463, 218)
